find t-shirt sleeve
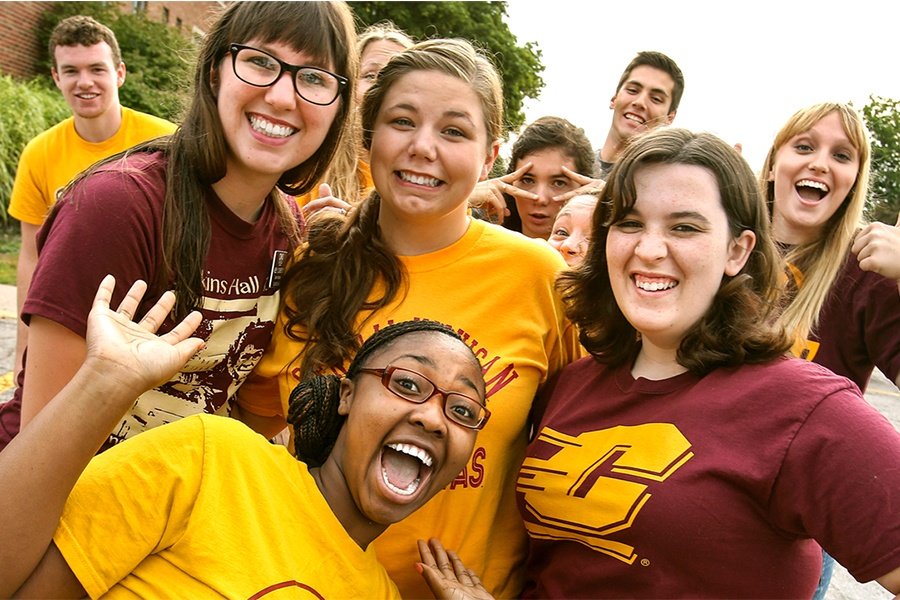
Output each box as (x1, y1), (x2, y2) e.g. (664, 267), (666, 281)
(858, 268), (900, 384)
(53, 416), (206, 597)
(769, 386), (900, 583)
(8, 139), (50, 226)
(24, 165), (161, 337)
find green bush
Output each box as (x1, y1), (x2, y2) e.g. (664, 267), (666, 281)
(0, 75), (69, 223)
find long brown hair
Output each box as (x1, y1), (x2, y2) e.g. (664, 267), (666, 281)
(280, 38), (504, 381)
(558, 128), (791, 374)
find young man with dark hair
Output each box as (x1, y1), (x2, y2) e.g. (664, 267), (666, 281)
(595, 50), (685, 179)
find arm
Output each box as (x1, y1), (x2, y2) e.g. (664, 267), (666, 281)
(19, 317), (85, 429)
(14, 221), (40, 381)
(876, 564), (900, 595)
(0, 276), (204, 596)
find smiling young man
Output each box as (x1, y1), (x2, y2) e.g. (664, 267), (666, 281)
(595, 51), (684, 179)
(8, 15), (176, 381)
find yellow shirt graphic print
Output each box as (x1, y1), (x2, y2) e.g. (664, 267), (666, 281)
(518, 423), (693, 564)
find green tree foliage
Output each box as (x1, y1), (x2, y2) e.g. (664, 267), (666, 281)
(861, 95), (900, 224)
(0, 75), (69, 222)
(348, 1), (544, 135)
(36, 1), (194, 122)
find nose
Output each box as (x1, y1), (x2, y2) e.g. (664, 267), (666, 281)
(409, 394), (448, 438)
(407, 128), (437, 161)
(634, 229), (667, 263)
(533, 184), (553, 206)
(264, 71), (298, 111)
(560, 234), (586, 257)
(76, 69), (92, 88)
(808, 150), (830, 173)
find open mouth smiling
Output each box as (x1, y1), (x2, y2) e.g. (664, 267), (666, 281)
(397, 171), (443, 188)
(381, 442), (434, 497)
(248, 114), (297, 138)
(795, 179), (829, 202)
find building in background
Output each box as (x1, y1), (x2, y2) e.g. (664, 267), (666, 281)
(0, 1), (223, 79)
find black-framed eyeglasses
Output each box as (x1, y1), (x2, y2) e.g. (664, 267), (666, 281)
(357, 366), (490, 430)
(229, 43), (348, 106)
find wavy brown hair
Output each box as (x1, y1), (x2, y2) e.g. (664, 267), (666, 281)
(558, 128), (791, 374)
(280, 38), (504, 381)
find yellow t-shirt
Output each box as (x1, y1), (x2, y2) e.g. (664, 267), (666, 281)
(54, 415), (399, 599)
(9, 106), (176, 225)
(237, 218), (581, 598)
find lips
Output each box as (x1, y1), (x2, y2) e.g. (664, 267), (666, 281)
(248, 113), (298, 139)
(397, 170), (443, 187)
(795, 179), (829, 202)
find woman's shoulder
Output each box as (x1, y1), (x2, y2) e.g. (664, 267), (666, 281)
(476, 220), (567, 266)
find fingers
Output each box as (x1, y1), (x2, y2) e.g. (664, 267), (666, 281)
(137, 290), (176, 333)
(501, 161), (532, 183)
(559, 165), (597, 185)
(303, 197), (352, 219)
(91, 274), (117, 313)
(114, 279), (149, 321)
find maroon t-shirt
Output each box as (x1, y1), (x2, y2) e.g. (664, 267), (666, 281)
(800, 252), (900, 391)
(518, 355), (900, 598)
(0, 151), (297, 449)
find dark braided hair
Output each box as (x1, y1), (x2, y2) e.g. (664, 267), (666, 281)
(287, 319), (468, 466)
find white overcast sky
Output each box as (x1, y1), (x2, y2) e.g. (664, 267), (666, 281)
(503, 0), (900, 174)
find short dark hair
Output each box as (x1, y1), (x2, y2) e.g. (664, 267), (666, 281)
(507, 115), (596, 178)
(49, 15), (122, 69)
(616, 51), (685, 113)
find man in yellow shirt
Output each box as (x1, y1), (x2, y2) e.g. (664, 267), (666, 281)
(8, 15), (176, 379)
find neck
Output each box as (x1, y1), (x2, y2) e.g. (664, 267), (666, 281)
(599, 129), (628, 164)
(379, 207), (470, 256)
(310, 462), (387, 550)
(772, 213), (817, 246)
(73, 104), (123, 143)
(211, 168), (277, 223)
(631, 339), (687, 380)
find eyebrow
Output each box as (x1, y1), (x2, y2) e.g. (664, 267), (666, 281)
(388, 103), (477, 127)
(394, 352), (482, 396)
(626, 79), (670, 98)
(670, 210), (711, 223)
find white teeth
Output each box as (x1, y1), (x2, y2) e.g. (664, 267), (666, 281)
(249, 115), (296, 138)
(635, 279), (676, 291)
(796, 179), (829, 192)
(625, 114), (645, 124)
(387, 442), (433, 467)
(399, 171), (441, 187)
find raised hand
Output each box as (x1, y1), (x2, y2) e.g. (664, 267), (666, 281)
(83, 275), (205, 399)
(300, 182), (353, 222)
(553, 165), (604, 203)
(467, 162), (536, 224)
(850, 212), (900, 283)
(417, 538), (494, 600)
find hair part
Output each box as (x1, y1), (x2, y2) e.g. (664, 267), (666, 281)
(49, 15), (122, 68)
(760, 102), (871, 343)
(616, 50), (685, 114)
(287, 319), (473, 467)
(558, 127), (791, 374)
(282, 37), (505, 381)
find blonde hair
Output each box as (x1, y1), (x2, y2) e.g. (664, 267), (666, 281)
(759, 102), (871, 342)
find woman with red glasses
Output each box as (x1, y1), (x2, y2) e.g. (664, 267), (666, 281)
(0, 1), (357, 452)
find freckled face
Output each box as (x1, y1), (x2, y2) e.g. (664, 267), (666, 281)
(606, 163), (754, 352)
(330, 331), (484, 526)
(769, 111), (861, 245)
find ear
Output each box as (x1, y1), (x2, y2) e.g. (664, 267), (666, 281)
(480, 140), (501, 181)
(51, 68), (62, 90)
(665, 110), (676, 125)
(724, 230), (756, 276)
(209, 66), (220, 96)
(116, 61), (126, 88)
(337, 377), (354, 416)
(609, 94), (616, 110)
(767, 167), (775, 183)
